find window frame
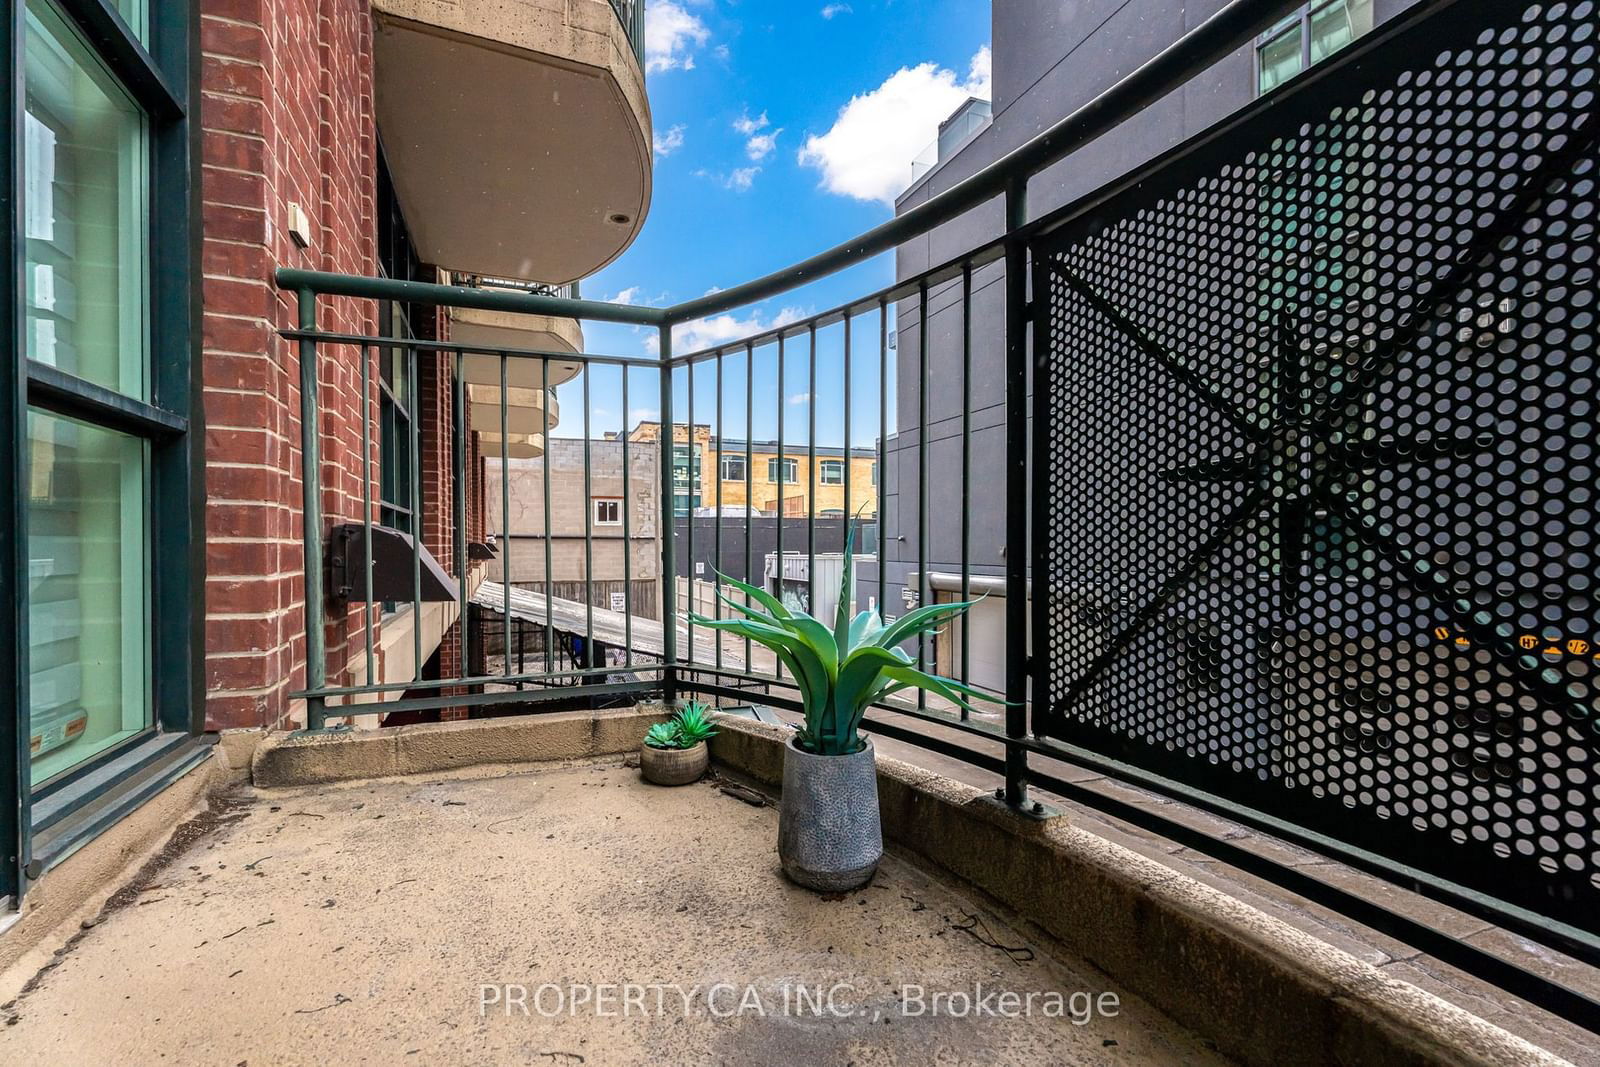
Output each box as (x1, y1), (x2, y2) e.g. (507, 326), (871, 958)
(3, 0), (200, 901)
(592, 497), (622, 527)
(1254, 0), (1371, 96)
(767, 456), (797, 484)
(719, 454), (746, 482)
(818, 459), (844, 485)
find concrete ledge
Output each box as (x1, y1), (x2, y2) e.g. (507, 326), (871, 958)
(708, 717), (1564, 1067)
(251, 707), (671, 788)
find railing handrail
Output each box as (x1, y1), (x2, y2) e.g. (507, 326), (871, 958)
(277, 0), (1407, 334)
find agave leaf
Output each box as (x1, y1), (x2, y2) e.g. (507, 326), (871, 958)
(713, 571), (792, 621)
(716, 586), (783, 628)
(776, 613), (839, 681)
(873, 598), (984, 652)
(690, 613), (831, 725)
(833, 523), (857, 652)
(878, 664), (1000, 718)
(847, 609), (882, 651)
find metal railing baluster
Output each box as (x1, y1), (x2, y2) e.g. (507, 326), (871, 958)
(877, 298), (887, 620)
(714, 349), (724, 673)
(686, 358), (695, 664)
(452, 348), (467, 693)
(297, 289), (326, 730)
(543, 358), (555, 673)
(361, 341), (375, 699)
(410, 342), (423, 683)
(960, 264), (972, 711)
(500, 353), (511, 677)
(916, 281), (928, 712)
(744, 342), (753, 672)
(583, 365), (594, 669)
(621, 363), (632, 670)
(807, 324), (816, 614)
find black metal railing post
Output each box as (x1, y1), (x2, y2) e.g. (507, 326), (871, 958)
(1002, 178), (1030, 810)
(659, 326), (678, 701)
(296, 288), (327, 731)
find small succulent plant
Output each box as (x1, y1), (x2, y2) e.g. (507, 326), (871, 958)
(644, 701), (720, 750)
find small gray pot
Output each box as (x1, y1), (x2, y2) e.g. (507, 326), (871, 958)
(777, 735), (882, 892)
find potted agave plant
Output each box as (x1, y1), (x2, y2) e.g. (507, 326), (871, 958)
(691, 529), (991, 891)
(640, 701), (718, 786)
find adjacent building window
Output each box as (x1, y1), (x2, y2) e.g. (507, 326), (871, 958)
(1256, 1), (1372, 94)
(719, 455), (746, 482)
(870, 460), (877, 486)
(819, 459), (844, 485)
(592, 498), (622, 526)
(767, 457), (798, 484)
(671, 444), (701, 516)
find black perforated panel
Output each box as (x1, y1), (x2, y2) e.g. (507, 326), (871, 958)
(1032, 0), (1598, 929)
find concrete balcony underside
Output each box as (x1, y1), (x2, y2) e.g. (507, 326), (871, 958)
(373, 0), (651, 283)
(0, 713), (1564, 1065)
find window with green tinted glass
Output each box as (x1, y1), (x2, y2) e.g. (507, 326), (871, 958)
(26, 412), (149, 782)
(9, 0), (196, 860)
(23, 0), (149, 399)
(1256, 1), (1373, 95)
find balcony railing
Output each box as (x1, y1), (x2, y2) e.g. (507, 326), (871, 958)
(275, 0), (1600, 1034)
(610, 0), (644, 65)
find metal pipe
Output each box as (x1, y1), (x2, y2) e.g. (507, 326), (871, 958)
(960, 265), (972, 706)
(500, 354), (511, 676)
(714, 350), (724, 672)
(409, 343), (423, 682)
(361, 341), (374, 695)
(273, 267), (666, 326)
(659, 327), (677, 700)
(1002, 178), (1030, 810)
(806, 324), (816, 611)
(744, 342), (754, 670)
(297, 290), (326, 730)
(621, 364), (632, 669)
(583, 366), (595, 668)
(877, 298), (887, 619)
(916, 281), (928, 712)
(686, 358), (695, 663)
(842, 311), (852, 562)
(543, 358), (555, 672)
(452, 348), (467, 691)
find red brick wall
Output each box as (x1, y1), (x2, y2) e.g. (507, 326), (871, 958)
(200, 0), (378, 729)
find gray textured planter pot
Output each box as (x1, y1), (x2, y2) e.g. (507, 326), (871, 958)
(640, 741), (708, 786)
(778, 735), (882, 891)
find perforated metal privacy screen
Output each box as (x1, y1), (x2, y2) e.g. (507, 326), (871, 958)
(1032, 0), (1598, 929)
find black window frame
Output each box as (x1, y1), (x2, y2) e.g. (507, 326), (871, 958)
(2, 0), (200, 903)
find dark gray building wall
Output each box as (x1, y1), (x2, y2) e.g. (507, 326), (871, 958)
(879, 0), (1422, 619)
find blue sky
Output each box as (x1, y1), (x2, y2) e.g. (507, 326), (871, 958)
(556, 0), (992, 448)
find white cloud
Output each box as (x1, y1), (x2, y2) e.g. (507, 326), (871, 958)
(732, 110), (769, 136)
(652, 124), (686, 156)
(820, 3), (852, 18)
(645, 2), (710, 73)
(744, 128), (782, 161)
(647, 306), (807, 356)
(787, 392), (812, 406)
(798, 45), (992, 205)
(609, 286), (642, 305)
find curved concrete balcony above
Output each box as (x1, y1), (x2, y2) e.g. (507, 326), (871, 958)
(373, 0), (651, 283)
(447, 303), (585, 392)
(477, 430), (545, 459)
(467, 383), (559, 435)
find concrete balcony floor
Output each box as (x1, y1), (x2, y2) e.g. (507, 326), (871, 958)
(0, 758), (1223, 1064)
